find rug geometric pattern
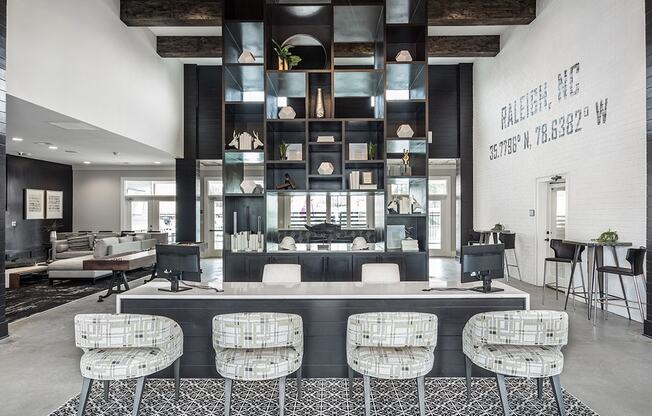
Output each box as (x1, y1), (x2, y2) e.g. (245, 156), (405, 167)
(50, 377), (599, 415)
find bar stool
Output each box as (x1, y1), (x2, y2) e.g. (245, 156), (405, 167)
(542, 239), (583, 304)
(498, 233), (521, 282)
(262, 264), (301, 283)
(593, 247), (647, 323)
(468, 230), (482, 245)
(563, 244), (587, 311)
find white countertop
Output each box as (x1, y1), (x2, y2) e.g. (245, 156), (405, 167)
(117, 280), (530, 312)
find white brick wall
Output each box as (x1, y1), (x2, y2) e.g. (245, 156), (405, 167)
(473, 0), (646, 320)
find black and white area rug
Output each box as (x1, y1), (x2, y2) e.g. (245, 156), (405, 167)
(50, 378), (598, 415)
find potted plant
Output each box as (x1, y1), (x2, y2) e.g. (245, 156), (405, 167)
(596, 229), (619, 243)
(42, 220), (61, 241)
(279, 141), (289, 160)
(367, 142), (377, 160)
(491, 223), (505, 232)
(272, 40), (302, 70)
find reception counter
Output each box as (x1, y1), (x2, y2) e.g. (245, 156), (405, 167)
(118, 280), (529, 378)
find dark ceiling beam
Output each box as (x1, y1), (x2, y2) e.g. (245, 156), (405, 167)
(334, 43), (375, 58)
(120, 0), (222, 26)
(428, 0), (536, 26)
(157, 36), (222, 58)
(428, 35), (500, 57)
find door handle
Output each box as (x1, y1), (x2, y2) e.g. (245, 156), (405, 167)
(544, 238), (550, 241)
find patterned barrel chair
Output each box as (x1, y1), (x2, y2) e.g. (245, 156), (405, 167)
(346, 312), (438, 416)
(74, 314), (184, 416)
(212, 313), (304, 416)
(463, 310), (569, 416)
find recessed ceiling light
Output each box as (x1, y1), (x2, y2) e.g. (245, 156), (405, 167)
(154, 161), (161, 164)
(49, 121), (98, 131)
(48, 145), (58, 150)
(12, 137), (23, 142)
(83, 161), (91, 165)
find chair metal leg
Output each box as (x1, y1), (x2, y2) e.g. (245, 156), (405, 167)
(224, 378), (233, 416)
(464, 356), (472, 403)
(296, 367), (303, 402)
(132, 376), (146, 416)
(611, 246), (631, 320)
(278, 376), (286, 416)
(77, 377), (93, 416)
(550, 375), (566, 416)
(416, 376), (426, 416)
(103, 380), (110, 401)
(348, 367), (354, 400)
(604, 271), (609, 320)
(542, 261), (548, 304)
(555, 262), (559, 300)
(513, 250), (523, 281)
(173, 357), (181, 401)
(563, 259), (578, 310)
(536, 378), (543, 400)
(504, 252), (510, 282)
(632, 274), (646, 322)
(495, 374), (510, 416)
(363, 375), (371, 416)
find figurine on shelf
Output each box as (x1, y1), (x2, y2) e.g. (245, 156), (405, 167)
(401, 148), (412, 176)
(315, 87), (325, 118)
(229, 131), (262, 150)
(276, 173), (297, 190)
(411, 196), (424, 213)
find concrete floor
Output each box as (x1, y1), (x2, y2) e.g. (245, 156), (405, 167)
(0, 258), (651, 416)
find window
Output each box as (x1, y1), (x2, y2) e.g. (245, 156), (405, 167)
(123, 179), (176, 242)
(125, 180), (176, 196)
(284, 193), (373, 230)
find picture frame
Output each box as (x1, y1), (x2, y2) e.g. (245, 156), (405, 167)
(348, 143), (368, 161)
(46, 190), (64, 219)
(24, 189), (45, 220)
(287, 143), (303, 161)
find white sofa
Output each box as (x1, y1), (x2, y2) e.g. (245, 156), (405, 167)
(48, 236), (157, 284)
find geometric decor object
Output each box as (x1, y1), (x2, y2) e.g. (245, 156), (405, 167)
(240, 179), (258, 194)
(396, 124), (414, 138)
(317, 162), (335, 175)
(238, 50), (256, 64)
(279, 106), (297, 120)
(395, 50), (413, 62)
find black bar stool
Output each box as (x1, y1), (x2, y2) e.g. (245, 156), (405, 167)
(468, 230), (482, 245)
(563, 244), (587, 311)
(498, 232), (521, 282)
(542, 239), (583, 304)
(593, 247), (647, 322)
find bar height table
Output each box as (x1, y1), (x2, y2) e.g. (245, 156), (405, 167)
(563, 240), (632, 320)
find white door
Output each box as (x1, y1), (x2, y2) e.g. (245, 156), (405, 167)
(428, 177), (452, 256)
(127, 198), (175, 242)
(536, 178), (568, 286)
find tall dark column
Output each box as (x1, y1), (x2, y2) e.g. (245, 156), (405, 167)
(459, 63), (474, 248)
(645, 0), (652, 337)
(0, 0), (8, 340)
(175, 158), (198, 243)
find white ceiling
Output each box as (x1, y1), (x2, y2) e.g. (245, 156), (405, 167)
(7, 95), (176, 168)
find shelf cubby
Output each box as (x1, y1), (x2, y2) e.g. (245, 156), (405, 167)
(224, 103), (265, 150)
(385, 26), (426, 63)
(266, 71), (307, 119)
(386, 177), (427, 215)
(309, 120), (342, 143)
(344, 120), (384, 160)
(386, 214), (427, 252)
(226, 0), (265, 21)
(223, 21), (265, 64)
(334, 70), (385, 118)
(225, 196), (266, 235)
(385, 101), (426, 138)
(308, 175), (344, 191)
(266, 120), (306, 161)
(223, 152), (265, 194)
(386, 138), (427, 177)
(224, 65), (265, 103)
(308, 72), (333, 119)
(266, 165), (307, 191)
(386, 63), (427, 101)
(333, 4), (385, 69)
(385, 0), (426, 25)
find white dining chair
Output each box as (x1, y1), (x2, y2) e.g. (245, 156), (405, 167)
(262, 264), (301, 283)
(361, 263), (400, 283)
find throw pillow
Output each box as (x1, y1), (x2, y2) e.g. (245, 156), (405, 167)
(67, 235), (91, 252)
(119, 236), (134, 243)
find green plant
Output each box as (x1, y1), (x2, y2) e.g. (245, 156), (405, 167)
(279, 141), (289, 159)
(367, 142), (377, 160)
(596, 229), (619, 243)
(492, 223), (504, 231)
(272, 39), (302, 70)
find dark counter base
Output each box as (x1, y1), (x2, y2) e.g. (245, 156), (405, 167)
(122, 296), (526, 378)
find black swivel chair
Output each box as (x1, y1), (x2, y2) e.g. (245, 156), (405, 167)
(594, 247), (646, 322)
(468, 231), (482, 245)
(499, 233), (521, 282)
(542, 239), (585, 305)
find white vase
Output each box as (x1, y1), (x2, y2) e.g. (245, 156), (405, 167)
(316, 88), (325, 118)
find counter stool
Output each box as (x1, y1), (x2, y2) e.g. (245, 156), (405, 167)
(346, 312), (438, 416)
(468, 230), (482, 245)
(542, 239), (583, 304)
(499, 233), (521, 282)
(563, 244), (587, 311)
(593, 247), (647, 323)
(213, 312), (304, 416)
(361, 263), (400, 283)
(262, 264), (301, 283)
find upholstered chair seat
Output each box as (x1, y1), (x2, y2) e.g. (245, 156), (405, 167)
(463, 310), (569, 416)
(213, 312), (304, 416)
(74, 314), (184, 416)
(346, 312), (438, 416)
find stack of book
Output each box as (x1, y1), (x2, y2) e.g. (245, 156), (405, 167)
(348, 171), (378, 190)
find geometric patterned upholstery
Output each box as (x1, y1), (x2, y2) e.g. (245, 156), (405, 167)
(74, 314), (183, 381)
(212, 313), (304, 381)
(463, 310), (568, 378)
(347, 312), (438, 380)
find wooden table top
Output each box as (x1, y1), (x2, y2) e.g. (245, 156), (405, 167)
(83, 250), (156, 271)
(563, 240), (633, 247)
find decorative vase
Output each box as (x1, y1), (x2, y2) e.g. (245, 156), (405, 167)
(278, 57), (285, 70)
(316, 88), (325, 118)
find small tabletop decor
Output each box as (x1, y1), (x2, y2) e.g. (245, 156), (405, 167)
(595, 229), (619, 243)
(395, 50), (413, 62)
(279, 106), (296, 119)
(318, 161), (335, 175)
(238, 50), (256, 63)
(396, 124), (414, 138)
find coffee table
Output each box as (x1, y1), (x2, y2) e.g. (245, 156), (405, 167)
(84, 250), (156, 302)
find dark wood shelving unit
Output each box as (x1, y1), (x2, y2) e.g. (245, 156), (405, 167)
(222, 0), (429, 281)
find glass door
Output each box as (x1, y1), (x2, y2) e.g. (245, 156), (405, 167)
(204, 179), (223, 257)
(428, 177), (452, 256)
(157, 200), (176, 243)
(128, 200), (149, 232)
(126, 198), (175, 242)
